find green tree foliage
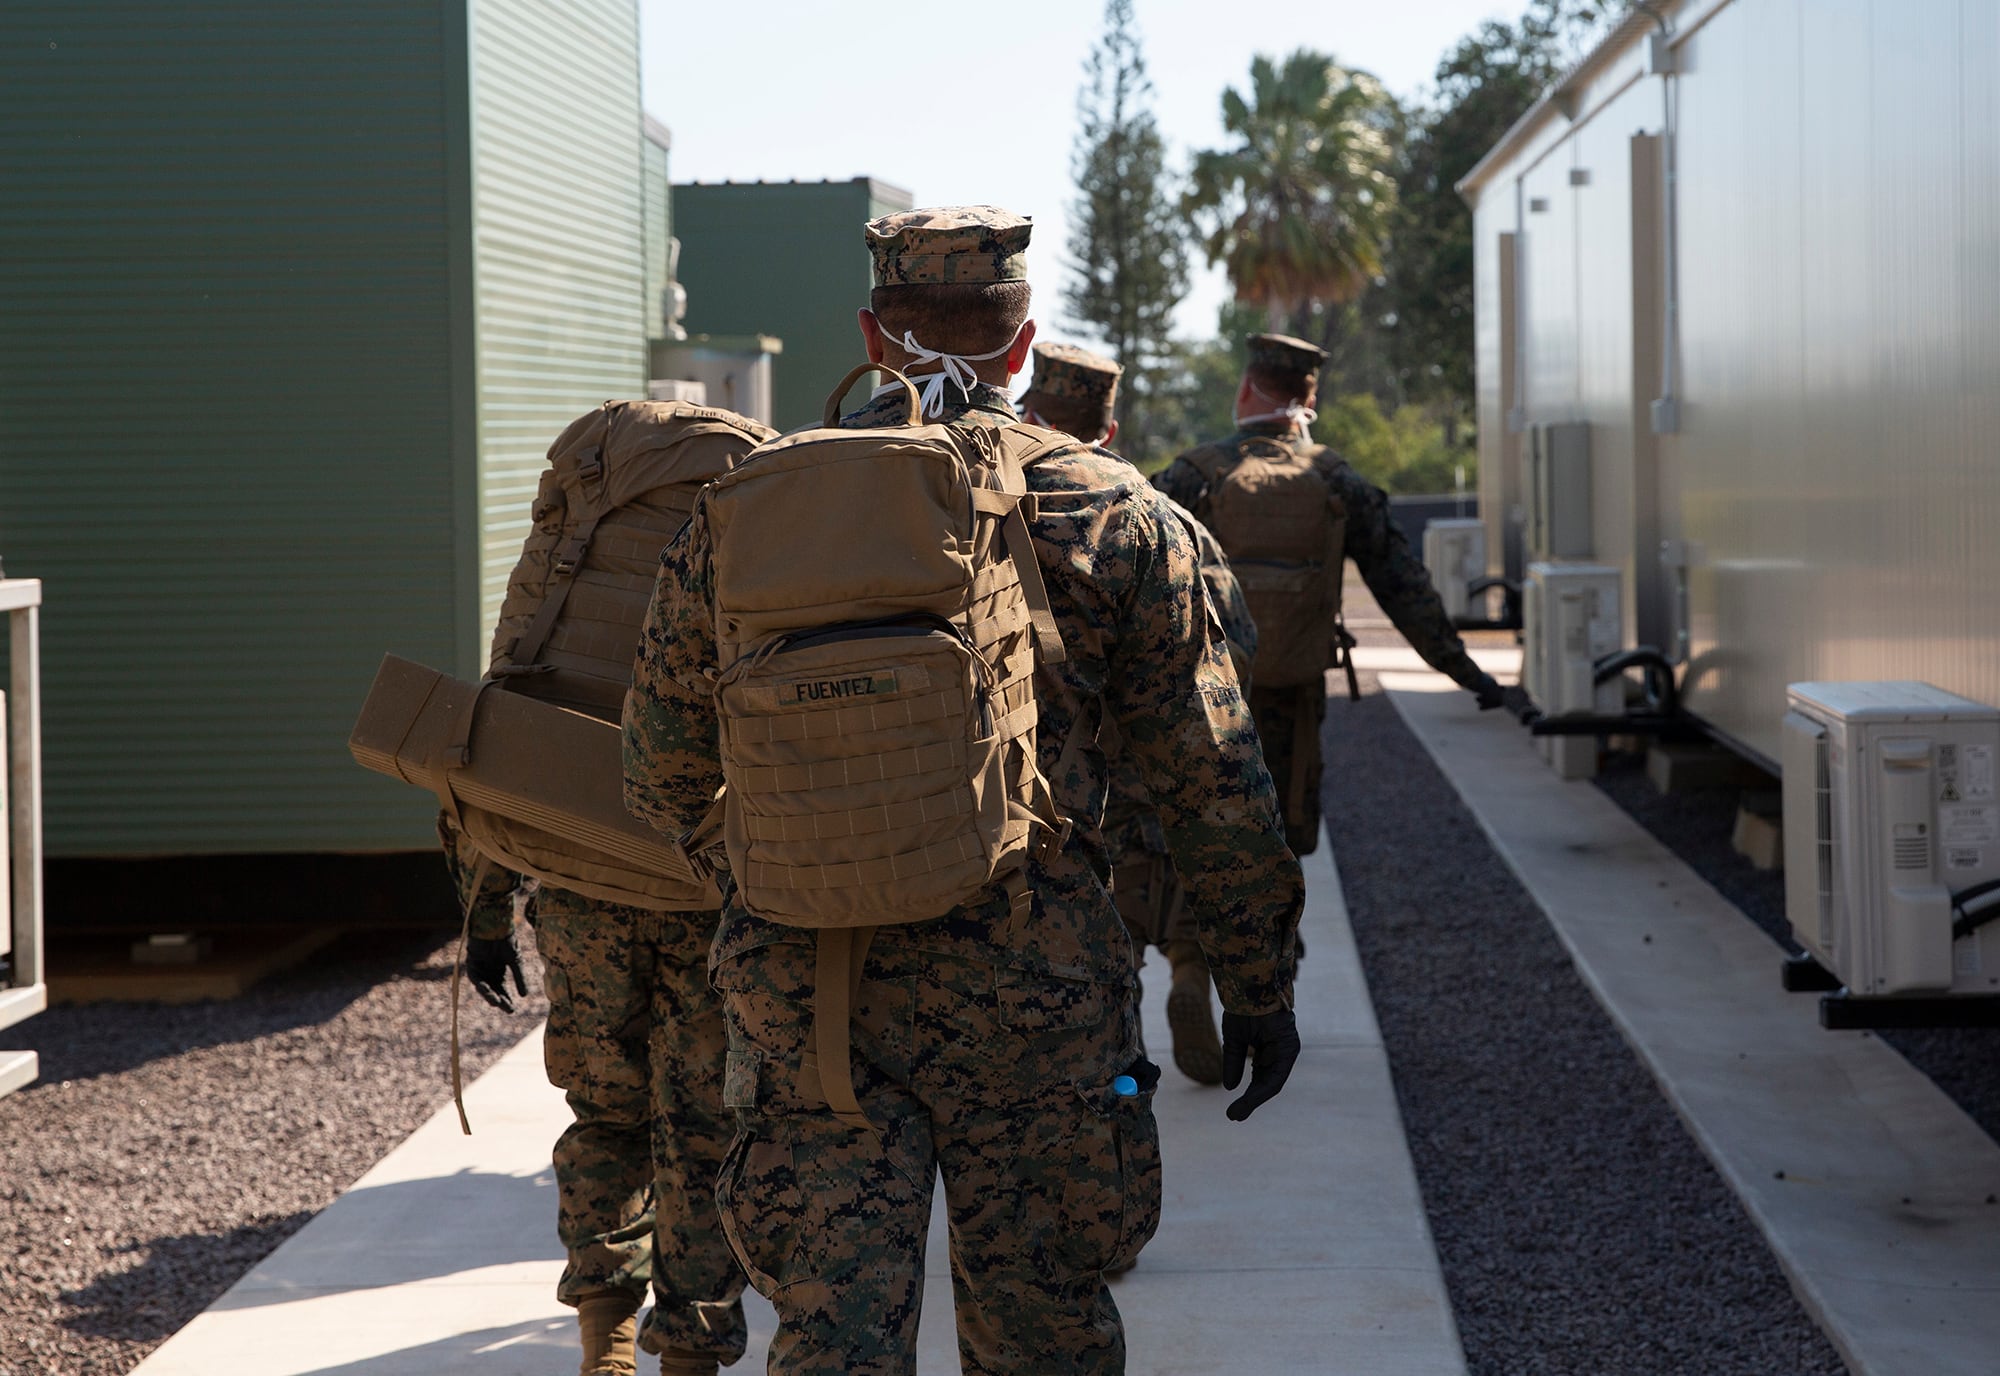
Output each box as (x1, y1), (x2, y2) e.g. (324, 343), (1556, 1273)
(1185, 52), (1399, 330)
(1122, 335), (1243, 475)
(1062, 0), (1189, 466)
(1142, 3), (1622, 485)
(1318, 394), (1478, 496)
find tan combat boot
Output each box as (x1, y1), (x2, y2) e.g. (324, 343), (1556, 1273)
(655, 1352), (720, 1376)
(576, 1290), (639, 1376)
(1164, 940), (1223, 1086)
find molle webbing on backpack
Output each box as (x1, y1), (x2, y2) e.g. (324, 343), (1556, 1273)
(700, 367), (1069, 930)
(491, 401), (775, 718)
(1185, 437), (1345, 689)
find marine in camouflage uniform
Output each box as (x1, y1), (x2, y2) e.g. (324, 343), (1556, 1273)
(623, 207), (1303, 1376)
(1019, 341), (1256, 1087)
(1154, 332), (1508, 858)
(444, 823), (746, 1365)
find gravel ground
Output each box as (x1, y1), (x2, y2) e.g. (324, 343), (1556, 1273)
(1594, 748), (2000, 1147)
(0, 927), (546, 1376)
(1325, 668), (1846, 1375)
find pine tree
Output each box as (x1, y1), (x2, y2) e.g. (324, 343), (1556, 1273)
(1063, 0), (1188, 463)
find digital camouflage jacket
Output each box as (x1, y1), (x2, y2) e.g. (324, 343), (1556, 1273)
(622, 380), (1301, 1014)
(1155, 421), (1493, 695)
(1103, 494), (1257, 859)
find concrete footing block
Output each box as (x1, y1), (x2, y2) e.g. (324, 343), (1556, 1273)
(0, 1048), (38, 1100)
(1732, 792), (1784, 871)
(1647, 742), (1766, 794)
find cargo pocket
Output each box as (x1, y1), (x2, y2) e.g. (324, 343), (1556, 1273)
(1041, 1069), (1164, 1281)
(994, 973), (1109, 1036)
(722, 1048), (761, 1112)
(712, 1126), (824, 1295)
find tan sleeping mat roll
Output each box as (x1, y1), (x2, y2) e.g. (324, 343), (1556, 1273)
(350, 654), (718, 910)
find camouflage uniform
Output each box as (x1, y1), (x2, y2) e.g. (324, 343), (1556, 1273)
(444, 826), (747, 1366)
(624, 206), (1301, 1376)
(1102, 499), (1257, 955)
(1154, 336), (1496, 856)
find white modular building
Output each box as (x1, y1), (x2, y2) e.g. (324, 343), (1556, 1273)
(1462, 0), (2000, 767)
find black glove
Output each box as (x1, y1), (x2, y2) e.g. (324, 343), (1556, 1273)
(1220, 1008), (1300, 1122)
(466, 933), (528, 1013)
(1475, 677), (1540, 724)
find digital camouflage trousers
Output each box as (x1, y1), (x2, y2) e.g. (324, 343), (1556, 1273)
(712, 937), (1162, 1376)
(1110, 845), (1197, 956)
(532, 889), (748, 1362)
(1251, 681), (1327, 857)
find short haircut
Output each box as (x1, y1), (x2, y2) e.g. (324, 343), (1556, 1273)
(870, 281), (1033, 357)
(1029, 395), (1112, 444)
(1246, 359), (1317, 402)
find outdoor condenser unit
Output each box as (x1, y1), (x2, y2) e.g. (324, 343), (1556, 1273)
(1782, 682), (2000, 1001)
(1525, 421), (1592, 561)
(1523, 562), (1621, 780)
(1422, 518), (1486, 622)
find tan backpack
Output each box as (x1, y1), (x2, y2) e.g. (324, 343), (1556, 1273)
(490, 400), (776, 716)
(693, 365), (1070, 1127)
(1184, 436), (1345, 688)
(457, 399), (772, 910)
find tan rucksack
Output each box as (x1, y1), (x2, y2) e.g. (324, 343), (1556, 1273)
(490, 400), (776, 716)
(1184, 436), (1345, 688)
(458, 399), (773, 910)
(692, 365), (1070, 1128)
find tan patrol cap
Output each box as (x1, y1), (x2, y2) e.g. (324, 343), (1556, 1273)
(1246, 331), (1328, 376)
(1021, 342), (1121, 415)
(867, 205), (1032, 287)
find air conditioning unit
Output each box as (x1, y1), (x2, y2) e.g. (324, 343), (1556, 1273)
(647, 378), (707, 405)
(1525, 421), (1591, 560)
(1523, 562), (1621, 779)
(1422, 518), (1486, 622)
(1782, 682), (2000, 999)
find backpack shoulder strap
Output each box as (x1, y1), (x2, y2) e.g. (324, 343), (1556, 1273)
(971, 424), (1069, 665)
(1180, 441), (1239, 487)
(501, 408), (617, 670)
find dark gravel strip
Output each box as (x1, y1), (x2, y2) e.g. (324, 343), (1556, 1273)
(1594, 749), (2000, 1147)
(1324, 684), (1845, 1376)
(0, 928), (546, 1376)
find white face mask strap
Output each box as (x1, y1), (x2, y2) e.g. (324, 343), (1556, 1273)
(1238, 382), (1317, 430)
(880, 323), (1020, 418)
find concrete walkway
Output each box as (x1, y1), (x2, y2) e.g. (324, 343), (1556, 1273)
(129, 851), (1463, 1375)
(1386, 670), (2000, 1376)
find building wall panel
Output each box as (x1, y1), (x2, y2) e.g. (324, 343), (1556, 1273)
(1472, 0), (2000, 766)
(468, 0), (647, 646)
(1472, 209), (1514, 578)
(0, 1), (460, 854)
(1570, 89), (1645, 638)
(674, 180), (914, 432)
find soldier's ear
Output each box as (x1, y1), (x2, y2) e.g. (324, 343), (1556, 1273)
(1102, 418), (1119, 447)
(1006, 318), (1037, 378)
(858, 308), (886, 365)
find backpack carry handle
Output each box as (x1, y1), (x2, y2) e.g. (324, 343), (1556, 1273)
(824, 363), (921, 428)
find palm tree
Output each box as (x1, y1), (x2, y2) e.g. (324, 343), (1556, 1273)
(1186, 52), (1399, 333)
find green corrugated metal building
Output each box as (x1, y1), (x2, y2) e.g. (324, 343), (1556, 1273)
(672, 180), (914, 432)
(0, 0), (647, 859)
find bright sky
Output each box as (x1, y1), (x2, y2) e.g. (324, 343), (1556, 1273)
(640, 0), (1516, 343)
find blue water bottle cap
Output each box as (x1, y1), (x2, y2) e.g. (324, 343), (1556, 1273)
(1112, 1074), (1139, 1097)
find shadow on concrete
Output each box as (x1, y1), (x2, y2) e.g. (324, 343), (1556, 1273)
(201, 1169), (562, 1311)
(290, 1318), (576, 1375)
(57, 1211), (316, 1345)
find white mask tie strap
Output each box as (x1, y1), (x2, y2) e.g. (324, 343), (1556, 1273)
(881, 325), (1018, 418)
(1237, 402), (1319, 429)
